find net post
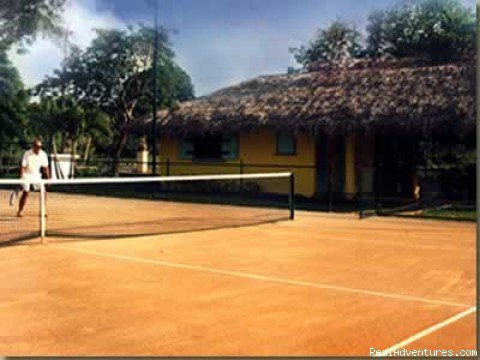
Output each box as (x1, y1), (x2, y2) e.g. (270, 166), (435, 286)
(39, 182), (47, 244)
(289, 173), (295, 220)
(358, 167), (364, 219)
(327, 173), (333, 212)
(376, 162), (383, 214)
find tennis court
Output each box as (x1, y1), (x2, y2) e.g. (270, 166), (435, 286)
(0, 176), (476, 356)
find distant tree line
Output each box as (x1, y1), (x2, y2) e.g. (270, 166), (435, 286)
(290, 0), (475, 69)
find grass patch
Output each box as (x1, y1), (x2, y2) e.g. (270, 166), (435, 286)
(421, 208), (476, 221)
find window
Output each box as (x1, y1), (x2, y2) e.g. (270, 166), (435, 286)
(220, 135), (239, 160)
(194, 135), (223, 160)
(179, 139), (194, 159)
(179, 135), (238, 161)
(276, 132), (296, 155)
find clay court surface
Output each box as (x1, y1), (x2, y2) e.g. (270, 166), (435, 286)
(0, 201), (476, 356)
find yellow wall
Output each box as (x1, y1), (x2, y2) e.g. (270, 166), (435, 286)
(158, 128), (317, 197)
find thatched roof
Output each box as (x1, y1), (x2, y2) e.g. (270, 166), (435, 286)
(134, 57), (475, 137)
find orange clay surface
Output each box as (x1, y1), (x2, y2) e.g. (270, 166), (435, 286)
(0, 207), (476, 356)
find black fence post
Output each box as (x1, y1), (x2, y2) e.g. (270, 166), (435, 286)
(166, 158), (171, 176)
(289, 173), (295, 220)
(376, 162), (383, 214)
(358, 168), (363, 218)
(327, 174), (333, 212)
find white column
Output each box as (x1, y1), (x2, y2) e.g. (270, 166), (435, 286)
(137, 137), (149, 174)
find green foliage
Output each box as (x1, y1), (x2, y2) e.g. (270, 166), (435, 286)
(422, 142), (476, 172)
(136, 60), (195, 117)
(366, 0), (475, 61)
(27, 97), (112, 156)
(36, 25), (194, 117)
(0, 51), (28, 144)
(0, 0), (66, 52)
(292, 0), (474, 67)
(34, 25), (194, 168)
(421, 208), (476, 221)
(287, 67), (301, 74)
(290, 20), (363, 68)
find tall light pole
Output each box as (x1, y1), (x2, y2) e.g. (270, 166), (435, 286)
(152, 0), (159, 174)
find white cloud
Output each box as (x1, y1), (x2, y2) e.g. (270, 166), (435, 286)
(9, 0), (125, 89)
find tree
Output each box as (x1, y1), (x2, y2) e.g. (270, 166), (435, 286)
(135, 60), (195, 116)
(290, 20), (363, 68)
(366, 0), (475, 61)
(0, 50), (28, 144)
(27, 97), (111, 162)
(36, 25), (194, 174)
(0, 0), (67, 51)
(0, 50), (28, 175)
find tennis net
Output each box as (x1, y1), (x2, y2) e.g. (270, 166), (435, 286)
(1, 173), (294, 244)
(0, 179), (42, 245)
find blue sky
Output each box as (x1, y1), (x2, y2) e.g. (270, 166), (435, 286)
(10, 0), (476, 96)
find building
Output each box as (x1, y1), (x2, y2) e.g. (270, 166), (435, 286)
(133, 57), (475, 202)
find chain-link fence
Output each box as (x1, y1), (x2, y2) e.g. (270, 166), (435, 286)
(0, 142), (28, 178)
(1, 147), (475, 221)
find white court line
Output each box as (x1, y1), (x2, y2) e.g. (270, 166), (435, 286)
(52, 245), (472, 309)
(378, 306), (477, 355)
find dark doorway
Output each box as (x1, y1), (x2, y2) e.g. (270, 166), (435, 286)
(375, 135), (417, 199)
(193, 135), (223, 160)
(311, 134), (362, 212)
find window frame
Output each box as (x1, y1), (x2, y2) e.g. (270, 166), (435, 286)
(180, 135), (239, 162)
(220, 134), (239, 161)
(179, 138), (194, 160)
(276, 132), (297, 156)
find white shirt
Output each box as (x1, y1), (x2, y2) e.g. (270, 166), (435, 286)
(21, 149), (49, 177)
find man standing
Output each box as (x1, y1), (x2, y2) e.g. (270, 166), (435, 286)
(10, 138), (50, 217)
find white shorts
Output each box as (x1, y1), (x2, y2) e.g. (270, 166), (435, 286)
(21, 175), (42, 192)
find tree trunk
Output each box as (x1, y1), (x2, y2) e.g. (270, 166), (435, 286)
(60, 132), (67, 153)
(69, 137), (78, 179)
(112, 128), (128, 176)
(83, 137), (92, 162)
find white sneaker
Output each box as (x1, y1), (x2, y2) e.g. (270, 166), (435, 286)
(9, 190), (19, 206)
